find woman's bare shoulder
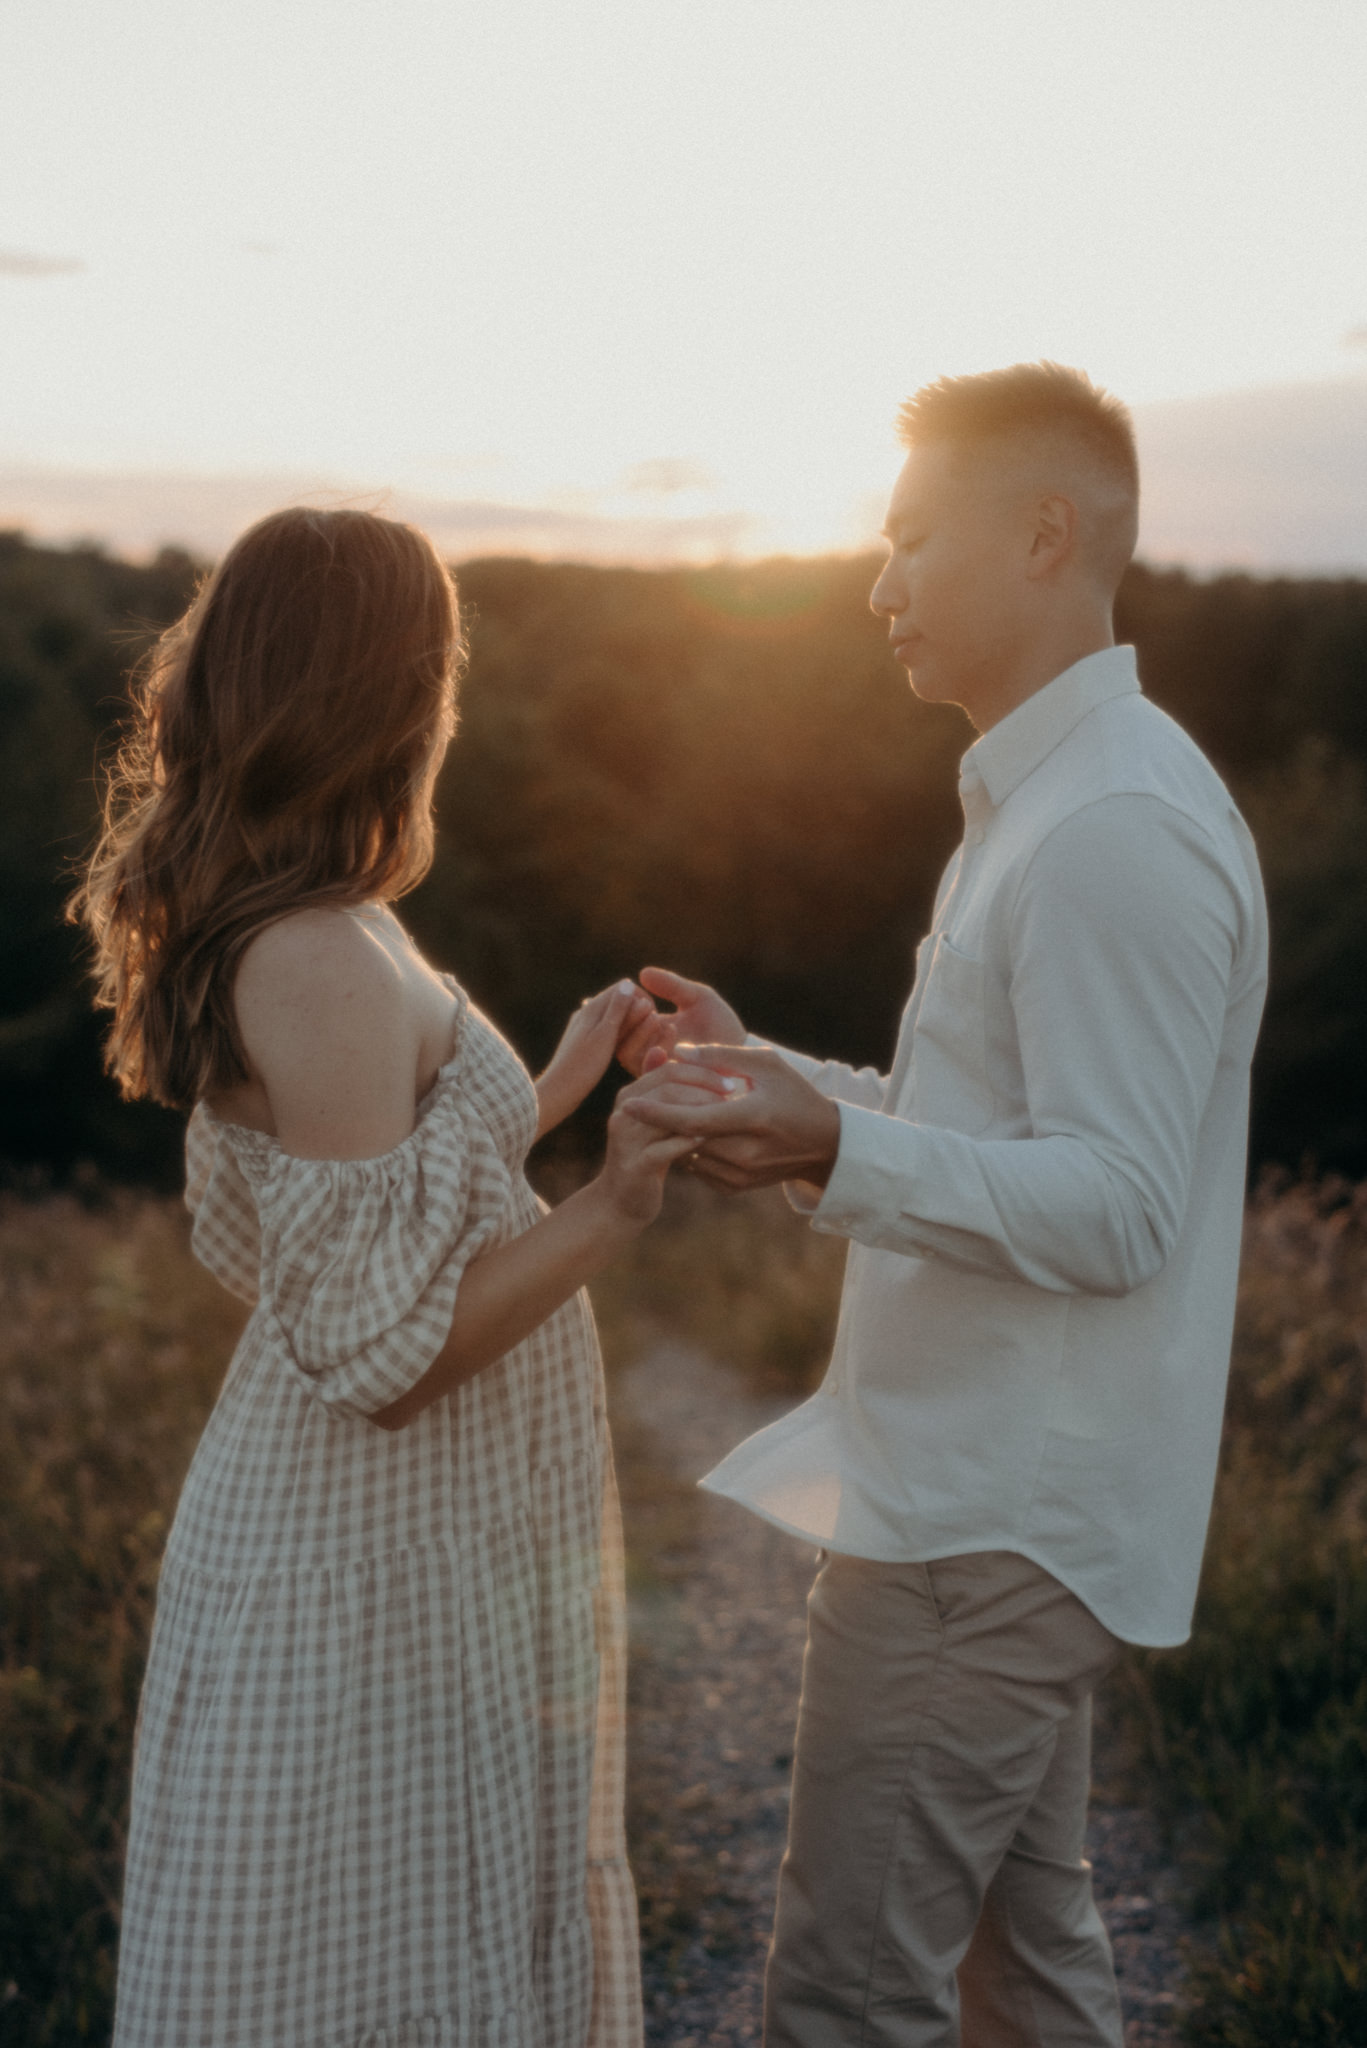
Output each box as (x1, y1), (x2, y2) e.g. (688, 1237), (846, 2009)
(237, 904), (393, 987)
(232, 910), (423, 1160)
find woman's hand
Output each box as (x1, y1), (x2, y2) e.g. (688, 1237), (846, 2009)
(534, 980), (657, 1138)
(595, 1060), (738, 1224)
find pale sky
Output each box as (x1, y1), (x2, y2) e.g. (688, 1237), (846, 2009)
(3, 0), (1366, 566)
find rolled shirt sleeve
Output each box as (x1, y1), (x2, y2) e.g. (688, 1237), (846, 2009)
(810, 795), (1251, 1296)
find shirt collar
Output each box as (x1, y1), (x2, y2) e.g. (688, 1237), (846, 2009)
(959, 645), (1141, 813)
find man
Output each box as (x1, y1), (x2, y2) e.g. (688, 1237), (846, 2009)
(618, 361), (1268, 2048)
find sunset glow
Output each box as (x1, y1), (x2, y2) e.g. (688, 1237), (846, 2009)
(2, 0), (1366, 565)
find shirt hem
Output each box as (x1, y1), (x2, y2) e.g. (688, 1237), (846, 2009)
(696, 1473), (1190, 1649)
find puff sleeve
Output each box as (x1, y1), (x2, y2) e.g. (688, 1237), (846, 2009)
(185, 1104), (262, 1305)
(212, 1077), (513, 1422)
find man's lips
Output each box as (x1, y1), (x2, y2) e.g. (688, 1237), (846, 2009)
(891, 632), (921, 663)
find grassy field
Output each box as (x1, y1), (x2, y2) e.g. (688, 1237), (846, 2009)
(1, 1172), (1364, 2044)
(1120, 1176), (1367, 2046)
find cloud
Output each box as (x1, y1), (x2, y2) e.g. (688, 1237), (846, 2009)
(619, 457), (718, 496)
(1135, 376), (1367, 574)
(0, 465), (755, 566)
(422, 451), (507, 479)
(0, 248), (85, 278)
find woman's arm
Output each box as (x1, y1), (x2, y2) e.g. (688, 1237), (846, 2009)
(376, 1057), (734, 1429)
(230, 922), (708, 1428)
(533, 979), (657, 1137)
(371, 1150), (652, 1428)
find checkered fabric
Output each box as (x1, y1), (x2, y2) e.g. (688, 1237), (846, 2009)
(114, 983), (644, 2048)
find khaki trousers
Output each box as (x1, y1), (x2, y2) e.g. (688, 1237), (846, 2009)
(764, 1550), (1124, 2048)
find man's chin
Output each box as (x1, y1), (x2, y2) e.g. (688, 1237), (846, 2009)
(904, 662), (953, 706)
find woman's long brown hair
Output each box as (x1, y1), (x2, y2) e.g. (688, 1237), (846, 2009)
(71, 507), (462, 1109)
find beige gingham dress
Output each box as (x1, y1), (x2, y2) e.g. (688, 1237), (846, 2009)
(114, 980), (643, 2048)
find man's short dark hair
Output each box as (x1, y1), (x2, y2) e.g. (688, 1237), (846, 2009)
(897, 361), (1137, 490)
(898, 361), (1139, 586)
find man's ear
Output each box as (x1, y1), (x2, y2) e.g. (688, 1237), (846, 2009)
(1025, 492), (1078, 581)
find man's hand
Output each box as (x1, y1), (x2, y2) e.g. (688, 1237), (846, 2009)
(615, 968), (746, 1077)
(618, 1043), (842, 1193)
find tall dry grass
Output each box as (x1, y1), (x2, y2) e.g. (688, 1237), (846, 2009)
(583, 1175), (847, 1391)
(0, 1192), (246, 2044)
(1123, 1175), (1367, 2046)
(1, 1172), (1364, 2043)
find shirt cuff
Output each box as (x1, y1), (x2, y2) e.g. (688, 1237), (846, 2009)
(784, 1091), (860, 1219)
(804, 1100), (925, 1242)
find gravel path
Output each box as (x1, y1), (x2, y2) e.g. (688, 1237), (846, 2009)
(613, 1344), (1188, 2048)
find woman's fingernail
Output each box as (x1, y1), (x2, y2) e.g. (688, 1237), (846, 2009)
(721, 1077), (740, 1092)
(618, 980), (634, 994)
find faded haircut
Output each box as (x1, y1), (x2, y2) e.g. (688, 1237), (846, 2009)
(897, 361), (1140, 589)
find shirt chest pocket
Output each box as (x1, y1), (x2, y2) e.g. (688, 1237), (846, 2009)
(909, 933), (996, 1135)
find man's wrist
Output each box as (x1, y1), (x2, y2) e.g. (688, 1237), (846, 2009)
(804, 1094), (843, 1187)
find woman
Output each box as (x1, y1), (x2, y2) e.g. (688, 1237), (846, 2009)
(73, 507), (703, 2048)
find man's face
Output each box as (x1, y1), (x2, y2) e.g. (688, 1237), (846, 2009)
(870, 442), (1031, 713)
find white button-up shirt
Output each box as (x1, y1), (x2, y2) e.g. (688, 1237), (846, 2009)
(701, 646), (1268, 1646)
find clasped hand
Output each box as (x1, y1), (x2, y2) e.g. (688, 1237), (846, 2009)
(615, 968), (840, 1194)
(536, 964), (746, 1136)
(616, 1043), (841, 1194)
(541, 964), (841, 1197)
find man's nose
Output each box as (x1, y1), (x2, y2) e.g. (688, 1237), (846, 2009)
(869, 564), (899, 617)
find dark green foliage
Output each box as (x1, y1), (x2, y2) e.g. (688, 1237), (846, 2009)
(0, 536), (196, 1186)
(407, 555), (967, 1082)
(1237, 745), (1367, 1169)
(1111, 566), (1367, 779)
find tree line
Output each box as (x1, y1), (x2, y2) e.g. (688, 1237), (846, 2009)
(2, 530), (1366, 1185)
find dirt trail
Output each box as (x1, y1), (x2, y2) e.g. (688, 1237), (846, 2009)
(614, 1344), (1188, 2048)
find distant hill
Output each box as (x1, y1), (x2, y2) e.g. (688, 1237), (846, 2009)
(3, 533), (1366, 1183)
